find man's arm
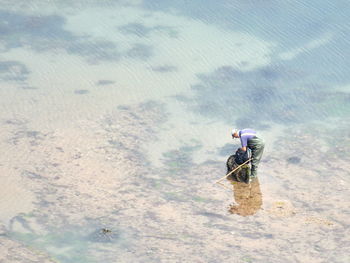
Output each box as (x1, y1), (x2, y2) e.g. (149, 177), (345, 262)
(240, 136), (248, 151)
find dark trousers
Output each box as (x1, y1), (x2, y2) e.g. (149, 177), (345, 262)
(247, 137), (265, 176)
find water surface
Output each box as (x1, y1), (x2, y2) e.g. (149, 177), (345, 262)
(0, 1), (349, 262)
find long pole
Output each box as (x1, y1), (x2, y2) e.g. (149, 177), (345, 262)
(214, 158), (252, 185)
(216, 181), (233, 190)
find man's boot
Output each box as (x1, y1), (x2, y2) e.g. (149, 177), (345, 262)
(249, 167), (258, 183)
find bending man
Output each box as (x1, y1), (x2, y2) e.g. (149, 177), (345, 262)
(232, 128), (265, 179)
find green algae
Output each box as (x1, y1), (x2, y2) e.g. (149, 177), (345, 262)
(241, 256), (254, 262)
(192, 196), (211, 203)
(162, 149), (192, 175)
(161, 143), (201, 177)
(149, 178), (170, 189)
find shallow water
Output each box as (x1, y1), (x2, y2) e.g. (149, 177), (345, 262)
(0, 1), (349, 262)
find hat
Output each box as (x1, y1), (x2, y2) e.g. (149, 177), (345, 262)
(231, 128), (238, 136)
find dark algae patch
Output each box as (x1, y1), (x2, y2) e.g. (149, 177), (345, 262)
(118, 23), (178, 38)
(0, 60), (30, 82)
(187, 65), (350, 126)
(287, 156), (301, 164)
(151, 65), (177, 73)
(161, 149), (192, 175)
(161, 143), (201, 176)
(74, 89), (89, 94)
(0, 10), (122, 64)
(126, 43), (154, 60)
(96, 80), (115, 86)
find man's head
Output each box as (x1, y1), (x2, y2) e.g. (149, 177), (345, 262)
(231, 129), (239, 139)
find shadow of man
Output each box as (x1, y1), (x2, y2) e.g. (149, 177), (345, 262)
(228, 178), (263, 216)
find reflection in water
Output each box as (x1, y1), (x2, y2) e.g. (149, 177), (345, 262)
(228, 179), (262, 216)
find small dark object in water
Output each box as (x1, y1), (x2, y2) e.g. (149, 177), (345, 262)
(102, 228), (111, 234)
(287, 156), (301, 164)
(89, 228), (118, 243)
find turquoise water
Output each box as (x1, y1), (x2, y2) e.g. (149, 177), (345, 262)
(0, 1), (349, 262)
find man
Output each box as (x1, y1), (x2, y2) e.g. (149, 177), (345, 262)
(231, 128), (265, 179)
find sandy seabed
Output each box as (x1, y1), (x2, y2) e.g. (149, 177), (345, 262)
(0, 101), (349, 263)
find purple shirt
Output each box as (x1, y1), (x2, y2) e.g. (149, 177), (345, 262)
(239, 129), (257, 147)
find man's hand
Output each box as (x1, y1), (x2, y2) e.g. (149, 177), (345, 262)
(241, 146), (247, 152)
